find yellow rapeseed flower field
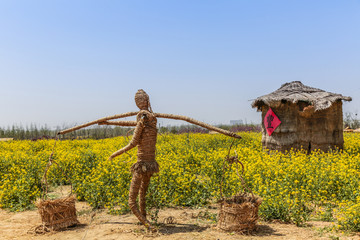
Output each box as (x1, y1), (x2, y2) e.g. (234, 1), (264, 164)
(0, 132), (360, 230)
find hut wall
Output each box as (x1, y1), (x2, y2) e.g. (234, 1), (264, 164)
(298, 101), (344, 152)
(261, 101), (344, 153)
(261, 102), (299, 152)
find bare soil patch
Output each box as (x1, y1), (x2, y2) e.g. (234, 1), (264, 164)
(0, 186), (359, 240)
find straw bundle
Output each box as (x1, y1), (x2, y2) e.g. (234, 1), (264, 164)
(218, 192), (262, 233)
(37, 196), (79, 231)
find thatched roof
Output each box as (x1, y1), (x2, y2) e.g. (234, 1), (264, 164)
(252, 81), (352, 111)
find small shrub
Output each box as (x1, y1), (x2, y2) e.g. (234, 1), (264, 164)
(336, 202), (360, 232)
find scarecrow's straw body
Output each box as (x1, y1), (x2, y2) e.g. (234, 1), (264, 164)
(123, 110), (159, 229)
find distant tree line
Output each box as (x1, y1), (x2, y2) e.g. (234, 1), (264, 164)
(0, 123), (261, 140)
(2, 111), (357, 140)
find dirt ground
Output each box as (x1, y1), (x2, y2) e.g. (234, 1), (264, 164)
(1, 186), (359, 240)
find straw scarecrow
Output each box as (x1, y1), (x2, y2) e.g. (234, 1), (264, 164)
(59, 89), (241, 229)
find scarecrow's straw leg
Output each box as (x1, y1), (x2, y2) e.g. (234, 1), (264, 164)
(129, 172), (152, 228)
(139, 173), (152, 218)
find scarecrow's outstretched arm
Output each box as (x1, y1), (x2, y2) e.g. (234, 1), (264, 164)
(154, 113), (241, 139)
(58, 111), (139, 135)
(108, 120), (145, 160)
(98, 120), (137, 127)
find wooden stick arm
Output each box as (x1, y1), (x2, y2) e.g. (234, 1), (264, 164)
(98, 120), (137, 127)
(58, 111), (139, 135)
(154, 113), (241, 139)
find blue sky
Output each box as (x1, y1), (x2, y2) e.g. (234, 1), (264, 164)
(0, 1), (359, 128)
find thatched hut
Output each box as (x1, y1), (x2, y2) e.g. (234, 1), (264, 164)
(252, 81), (352, 153)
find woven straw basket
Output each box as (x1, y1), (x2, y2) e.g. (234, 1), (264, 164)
(37, 195), (79, 231)
(36, 138), (79, 231)
(218, 192), (262, 233)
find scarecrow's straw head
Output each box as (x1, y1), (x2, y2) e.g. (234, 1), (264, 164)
(135, 89), (150, 110)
